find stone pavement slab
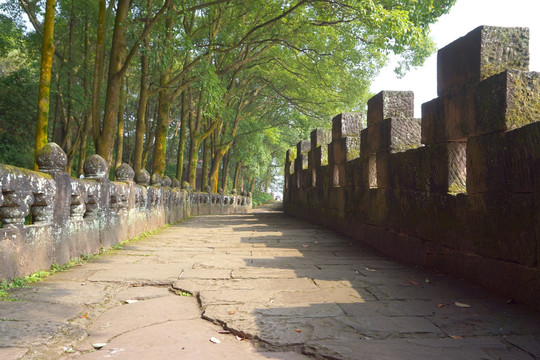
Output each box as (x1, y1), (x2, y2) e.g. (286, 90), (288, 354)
(1, 203), (539, 359)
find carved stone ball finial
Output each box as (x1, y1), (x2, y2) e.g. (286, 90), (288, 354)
(171, 178), (180, 188)
(151, 173), (163, 186)
(36, 142), (67, 173)
(218, 187), (224, 195)
(83, 154), (109, 179)
(247, 191), (252, 198)
(205, 184), (211, 193)
(135, 169), (150, 185)
(182, 181), (190, 190)
(115, 163), (135, 181)
(231, 188), (237, 195)
(163, 175), (172, 187)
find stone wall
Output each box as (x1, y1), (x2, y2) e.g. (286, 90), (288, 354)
(284, 26), (540, 310)
(0, 144), (251, 282)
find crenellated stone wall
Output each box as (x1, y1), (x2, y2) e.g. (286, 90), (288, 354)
(0, 144), (251, 282)
(284, 26), (540, 310)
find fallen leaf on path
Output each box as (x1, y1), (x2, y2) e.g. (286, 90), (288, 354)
(409, 280), (419, 286)
(455, 302), (471, 308)
(124, 299), (139, 304)
(295, 329), (302, 333)
(302, 243), (309, 248)
(79, 312), (88, 319)
(365, 267), (376, 272)
(218, 330), (230, 334)
(437, 303), (445, 308)
(236, 336), (245, 341)
(210, 337), (221, 344)
(228, 309), (237, 315)
(449, 335), (463, 340)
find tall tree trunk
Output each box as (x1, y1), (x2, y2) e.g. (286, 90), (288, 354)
(91, 0), (107, 148)
(201, 136), (211, 191)
(249, 177), (256, 193)
(78, 16), (92, 177)
(209, 146), (228, 193)
(97, 0), (130, 165)
(233, 161), (242, 191)
(221, 150), (230, 193)
(34, 0), (56, 169)
(187, 135), (201, 188)
(150, 3), (174, 176)
(115, 75), (126, 170)
(176, 90), (188, 182)
(133, 37), (150, 172)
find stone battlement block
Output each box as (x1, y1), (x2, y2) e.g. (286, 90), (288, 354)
(297, 140), (310, 156)
(421, 98), (444, 145)
(294, 153), (308, 173)
(367, 91), (414, 127)
(426, 142), (467, 194)
(329, 137), (361, 164)
(311, 129), (331, 153)
(467, 121), (540, 194)
(437, 26), (529, 96)
(332, 113), (363, 141)
(474, 70), (540, 136)
(368, 118), (422, 153)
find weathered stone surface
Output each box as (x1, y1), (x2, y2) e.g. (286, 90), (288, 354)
(332, 112), (362, 140)
(114, 163), (134, 181)
(163, 175), (172, 187)
(0, 190), (33, 228)
(421, 97), (444, 145)
(36, 142), (67, 174)
(367, 91), (414, 127)
(437, 26), (529, 96)
(368, 117), (421, 154)
(310, 128), (331, 152)
(151, 173), (163, 186)
(171, 177), (180, 188)
(426, 142), (467, 194)
(135, 169), (150, 185)
(474, 70), (540, 136)
(83, 154), (108, 179)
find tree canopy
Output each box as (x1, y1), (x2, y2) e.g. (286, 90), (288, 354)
(0, 0), (455, 195)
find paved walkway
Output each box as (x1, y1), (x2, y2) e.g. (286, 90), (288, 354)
(1, 204), (539, 359)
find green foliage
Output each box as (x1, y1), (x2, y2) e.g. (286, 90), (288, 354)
(252, 191), (274, 207)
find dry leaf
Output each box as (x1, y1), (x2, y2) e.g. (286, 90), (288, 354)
(455, 302), (471, 308)
(92, 342), (106, 350)
(295, 329), (302, 333)
(449, 335), (463, 340)
(210, 337), (221, 344)
(302, 243), (309, 248)
(236, 336), (245, 341)
(409, 280), (419, 286)
(437, 303), (445, 308)
(218, 330), (230, 334)
(228, 309), (237, 315)
(79, 312), (88, 319)
(365, 267), (376, 272)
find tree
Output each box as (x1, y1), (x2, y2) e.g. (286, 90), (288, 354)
(34, 0), (56, 169)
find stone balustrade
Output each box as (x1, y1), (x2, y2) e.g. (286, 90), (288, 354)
(0, 144), (251, 282)
(284, 26), (540, 310)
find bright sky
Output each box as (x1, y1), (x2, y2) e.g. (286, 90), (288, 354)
(370, 0), (540, 117)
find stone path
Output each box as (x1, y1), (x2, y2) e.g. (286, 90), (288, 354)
(1, 204), (540, 359)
